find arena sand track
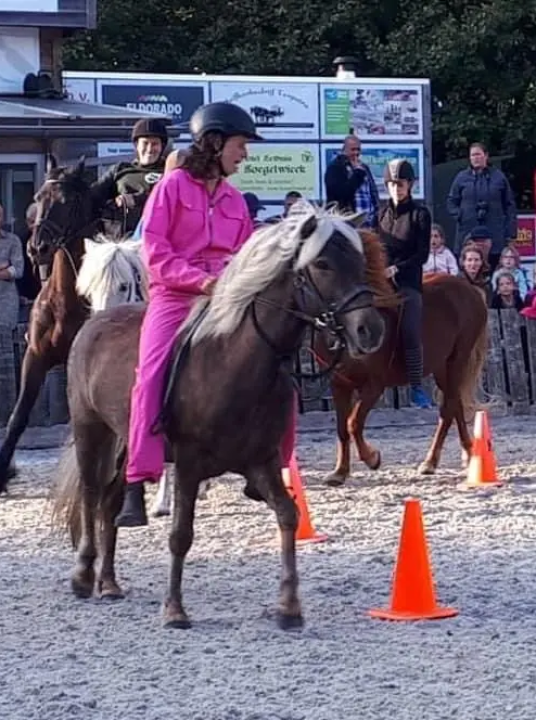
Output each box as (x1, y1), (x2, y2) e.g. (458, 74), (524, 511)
(1, 411), (535, 720)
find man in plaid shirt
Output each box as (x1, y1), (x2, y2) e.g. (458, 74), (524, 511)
(324, 135), (379, 229)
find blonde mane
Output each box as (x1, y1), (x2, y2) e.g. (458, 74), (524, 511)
(184, 201), (365, 345)
(76, 235), (148, 310)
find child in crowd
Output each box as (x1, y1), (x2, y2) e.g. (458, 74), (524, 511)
(490, 269), (524, 310)
(458, 242), (491, 305)
(422, 223), (458, 275)
(491, 246), (529, 300)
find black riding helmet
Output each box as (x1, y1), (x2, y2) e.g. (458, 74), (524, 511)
(188, 102), (263, 143)
(131, 118), (169, 146)
(383, 158), (415, 184)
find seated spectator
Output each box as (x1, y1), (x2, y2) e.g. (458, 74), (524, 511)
(491, 246), (529, 300)
(422, 223), (458, 275)
(458, 242), (491, 305)
(462, 226), (493, 265)
(243, 192), (265, 229)
(490, 269), (523, 310)
(263, 191), (303, 224)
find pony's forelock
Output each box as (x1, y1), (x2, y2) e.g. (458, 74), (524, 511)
(76, 234), (148, 309)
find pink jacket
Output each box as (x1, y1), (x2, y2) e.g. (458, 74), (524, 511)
(141, 169), (253, 297)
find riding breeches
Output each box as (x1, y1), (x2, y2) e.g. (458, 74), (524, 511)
(399, 286), (424, 388)
(126, 295), (297, 483)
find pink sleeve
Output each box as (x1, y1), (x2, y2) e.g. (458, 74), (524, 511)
(142, 174), (210, 293)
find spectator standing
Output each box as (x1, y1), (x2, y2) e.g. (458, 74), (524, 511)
(447, 142), (517, 271)
(17, 202), (41, 307)
(324, 135), (379, 228)
(0, 203), (24, 328)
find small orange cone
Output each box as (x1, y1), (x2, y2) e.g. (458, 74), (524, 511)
(282, 453), (328, 545)
(368, 498), (458, 621)
(464, 410), (502, 488)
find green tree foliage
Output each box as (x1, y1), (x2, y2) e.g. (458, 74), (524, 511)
(63, 0), (536, 161)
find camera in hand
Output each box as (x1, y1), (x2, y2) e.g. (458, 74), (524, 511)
(476, 200), (488, 222)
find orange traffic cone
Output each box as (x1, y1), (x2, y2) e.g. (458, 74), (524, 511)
(282, 453), (328, 545)
(368, 498), (458, 621)
(464, 410), (502, 488)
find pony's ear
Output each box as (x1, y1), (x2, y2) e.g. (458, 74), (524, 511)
(83, 237), (99, 253)
(45, 153), (58, 174)
(75, 155), (86, 176)
(299, 214), (318, 240)
(345, 212), (368, 229)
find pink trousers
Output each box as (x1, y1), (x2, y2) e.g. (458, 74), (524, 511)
(126, 294), (297, 482)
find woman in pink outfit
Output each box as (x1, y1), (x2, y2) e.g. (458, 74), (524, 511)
(115, 102), (296, 527)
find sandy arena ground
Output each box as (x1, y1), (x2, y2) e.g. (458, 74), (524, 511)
(1, 410), (535, 720)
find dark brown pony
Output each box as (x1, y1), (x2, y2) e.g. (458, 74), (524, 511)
(316, 230), (488, 485)
(52, 206), (387, 630)
(0, 156), (98, 494)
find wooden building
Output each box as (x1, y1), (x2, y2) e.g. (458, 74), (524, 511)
(0, 1), (171, 237)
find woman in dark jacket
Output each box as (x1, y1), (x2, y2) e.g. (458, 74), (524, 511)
(446, 142), (517, 269)
(378, 159), (432, 408)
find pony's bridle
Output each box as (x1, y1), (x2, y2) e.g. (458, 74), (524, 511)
(251, 266), (374, 380)
(33, 191), (96, 282)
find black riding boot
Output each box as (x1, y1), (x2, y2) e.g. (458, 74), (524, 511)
(114, 482), (148, 527)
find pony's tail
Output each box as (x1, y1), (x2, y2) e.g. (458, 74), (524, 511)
(459, 317), (504, 421)
(50, 436), (126, 549)
(50, 435), (82, 549)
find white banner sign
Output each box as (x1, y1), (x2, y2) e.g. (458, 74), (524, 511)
(210, 81), (319, 140)
(0, 1), (58, 9)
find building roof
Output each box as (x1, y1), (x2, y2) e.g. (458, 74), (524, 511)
(0, 96), (178, 139)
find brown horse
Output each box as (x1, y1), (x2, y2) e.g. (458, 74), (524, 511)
(52, 205), (388, 630)
(0, 156), (100, 493)
(316, 234), (488, 486)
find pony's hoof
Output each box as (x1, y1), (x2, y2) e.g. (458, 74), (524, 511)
(461, 452), (470, 470)
(162, 603), (191, 629)
(151, 506), (171, 518)
(97, 580), (124, 600)
(71, 573), (94, 599)
(277, 611), (304, 631)
(419, 460), (436, 475)
(365, 450), (381, 471)
(324, 470), (348, 487)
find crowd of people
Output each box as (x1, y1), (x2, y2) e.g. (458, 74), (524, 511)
(322, 134), (536, 323)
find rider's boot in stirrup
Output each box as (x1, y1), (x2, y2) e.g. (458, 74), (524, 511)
(114, 481), (149, 527)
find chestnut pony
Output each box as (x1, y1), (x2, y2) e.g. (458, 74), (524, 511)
(316, 232), (488, 485)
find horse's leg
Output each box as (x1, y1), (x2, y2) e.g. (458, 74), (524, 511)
(96, 453), (125, 600)
(324, 380), (354, 486)
(0, 347), (52, 492)
(71, 421), (113, 599)
(419, 374), (453, 475)
(163, 466), (199, 629)
(348, 384), (384, 471)
(454, 403), (473, 470)
(248, 457), (302, 629)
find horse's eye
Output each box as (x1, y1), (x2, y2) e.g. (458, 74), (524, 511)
(313, 258), (330, 271)
(119, 283), (128, 292)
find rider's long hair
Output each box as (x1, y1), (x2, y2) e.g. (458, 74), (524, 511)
(182, 132), (226, 180)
